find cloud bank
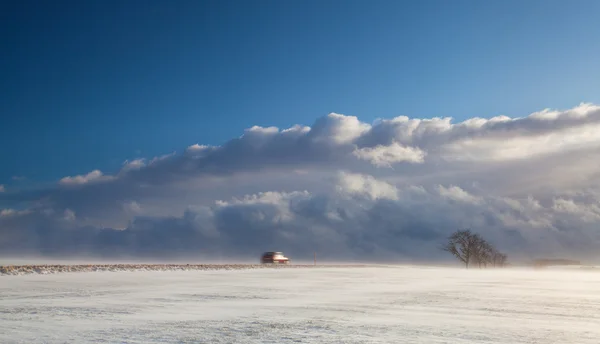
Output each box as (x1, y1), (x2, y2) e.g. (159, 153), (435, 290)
(2, 103), (600, 263)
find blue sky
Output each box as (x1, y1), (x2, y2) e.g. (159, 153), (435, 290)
(2, 0), (600, 184)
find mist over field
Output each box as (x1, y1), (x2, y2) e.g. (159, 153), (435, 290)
(2, 266), (600, 343)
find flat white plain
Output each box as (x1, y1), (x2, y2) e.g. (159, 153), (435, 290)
(1, 266), (599, 343)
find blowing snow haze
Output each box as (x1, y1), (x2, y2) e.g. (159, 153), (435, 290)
(2, 1), (600, 263)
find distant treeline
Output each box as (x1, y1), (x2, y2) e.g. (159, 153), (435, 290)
(442, 229), (508, 269)
(533, 258), (581, 268)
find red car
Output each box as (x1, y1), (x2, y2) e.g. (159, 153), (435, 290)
(260, 252), (290, 264)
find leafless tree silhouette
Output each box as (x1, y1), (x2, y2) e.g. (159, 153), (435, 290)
(442, 229), (507, 269)
(473, 236), (493, 268)
(492, 251), (508, 267)
(441, 229), (478, 268)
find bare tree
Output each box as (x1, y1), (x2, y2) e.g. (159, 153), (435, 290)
(496, 252), (508, 267)
(442, 229), (479, 269)
(489, 248), (508, 268)
(473, 236), (493, 268)
(443, 229), (508, 269)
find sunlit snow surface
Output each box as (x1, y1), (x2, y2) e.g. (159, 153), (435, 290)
(2, 266), (600, 343)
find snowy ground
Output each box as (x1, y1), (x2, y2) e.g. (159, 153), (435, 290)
(1, 266), (600, 343)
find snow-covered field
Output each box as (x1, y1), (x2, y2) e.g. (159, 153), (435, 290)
(1, 266), (599, 343)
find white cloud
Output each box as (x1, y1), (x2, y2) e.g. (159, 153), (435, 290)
(149, 152), (176, 165)
(552, 198), (600, 223)
(0, 185), (4, 192)
(123, 201), (142, 214)
(120, 159), (146, 173)
(63, 209), (76, 221)
(0, 208), (14, 217)
(437, 185), (482, 204)
(442, 123), (600, 162)
(45, 103), (600, 192)
(245, 125), (279, 135)
(353, 142), (426, 167)
(185, 144), (217, 157)
(1, 103), (600, 261)
(59, 170), (113, 186)
(216, 190), (311, 207)
(310, 113), (370, 144)
(337, 172), (399, 201)
(0, 208), (31, 217)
